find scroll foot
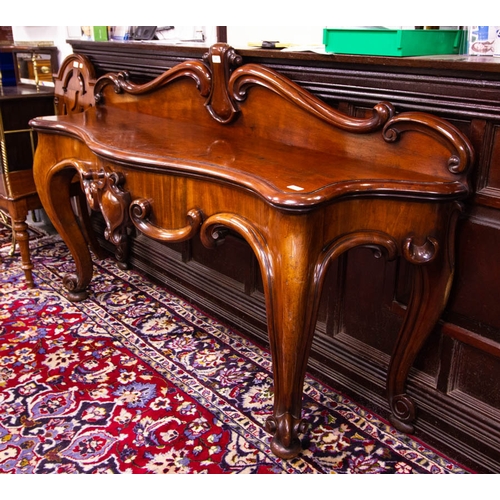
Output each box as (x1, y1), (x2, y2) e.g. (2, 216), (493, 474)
(265, 412), (307, 459)
(63, 274), (89, 302)
(388, 393), (416, 434)
(66, 290), (89, 302)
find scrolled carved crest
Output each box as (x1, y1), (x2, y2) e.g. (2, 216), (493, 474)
(382, 112), (475, 174)
(228, 63), (395, 132)
(94, 60), (212, 104)
(54, 54), (96, 114)
(202, 44), (243, 124)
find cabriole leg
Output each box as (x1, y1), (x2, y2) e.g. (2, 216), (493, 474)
(387, 219), (458, 432)
(263, 239), (323, 459)
(37, 166), (93, 302)
(200, 213), (323, 459)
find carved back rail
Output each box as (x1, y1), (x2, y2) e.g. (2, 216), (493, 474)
(89, 43), (473, 201)
(54, 53), (96, 115)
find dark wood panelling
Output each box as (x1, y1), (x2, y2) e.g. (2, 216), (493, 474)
(447, 215), (500, 336)
(487, 126), (500, 189)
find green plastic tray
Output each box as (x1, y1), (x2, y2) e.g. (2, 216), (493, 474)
(323, 29), (463, 57)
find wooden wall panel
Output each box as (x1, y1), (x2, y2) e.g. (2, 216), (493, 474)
(448, 215), (500, 335)
(339, 248), (401, 354)
(454, 344), (500, 409)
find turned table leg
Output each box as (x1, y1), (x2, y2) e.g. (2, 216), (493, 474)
(12, 217), (34, 288)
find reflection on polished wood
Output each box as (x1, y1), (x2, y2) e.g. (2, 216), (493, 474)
(31, 44), (474, 459)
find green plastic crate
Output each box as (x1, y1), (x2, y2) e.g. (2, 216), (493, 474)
(323, 28), (463, 57)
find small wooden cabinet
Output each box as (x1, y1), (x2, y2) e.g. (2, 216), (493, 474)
(0, 44), (58, 172)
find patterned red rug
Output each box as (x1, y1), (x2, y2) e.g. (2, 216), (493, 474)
(0, 225), (473, 474)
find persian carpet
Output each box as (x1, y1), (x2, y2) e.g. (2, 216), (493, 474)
(0, 224), (473, 474)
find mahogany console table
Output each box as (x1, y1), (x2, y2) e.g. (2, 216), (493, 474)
(31, 45), (474, 459)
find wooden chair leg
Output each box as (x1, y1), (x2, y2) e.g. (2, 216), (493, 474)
(0, 209), (17, 256)
(9, 224), (16, 256)
(12, 217), (34, 288)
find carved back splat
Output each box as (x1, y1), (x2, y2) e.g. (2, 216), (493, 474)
(54, 53), (96, 115)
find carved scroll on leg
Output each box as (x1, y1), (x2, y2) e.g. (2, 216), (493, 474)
(387, 205), (461, 433)
(130, 198), (202, 243)
(73, 186), (106, 260)
(81, 170), (131, 269)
